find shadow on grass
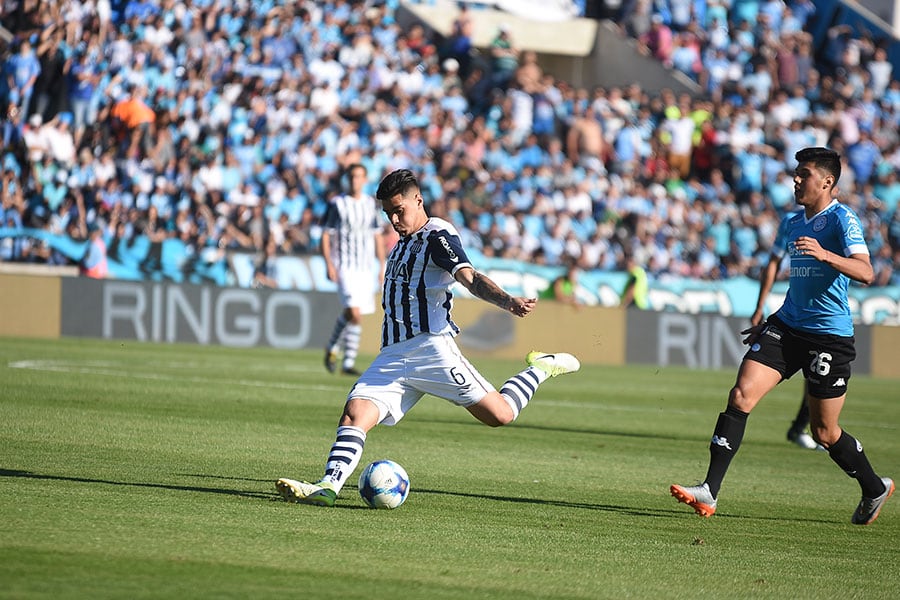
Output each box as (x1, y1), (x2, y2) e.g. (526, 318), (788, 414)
(0, 468), (376, 510)
(0, 468), (273, 500)
(412, 486), (840, 524)
(0, 468), (840, 522)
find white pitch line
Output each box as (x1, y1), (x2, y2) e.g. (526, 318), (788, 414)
(8, 359), (345, 393)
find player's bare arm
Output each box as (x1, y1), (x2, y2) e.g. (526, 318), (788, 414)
(743, 251), (783, 345)
(454, 266), (536, 317)
(321, 230), (337, 282)
(794, 236), (874, 285)
(751, 252), (781, 326)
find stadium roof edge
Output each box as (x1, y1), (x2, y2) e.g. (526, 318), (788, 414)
(398, 0), (598, 57)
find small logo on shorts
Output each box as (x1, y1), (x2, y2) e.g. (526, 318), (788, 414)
(833, 377), (846, 387)
(750, 343), (760, 352)
(764, 329), (781, 340)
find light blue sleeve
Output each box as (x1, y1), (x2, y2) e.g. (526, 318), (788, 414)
(836, 205), (869, 257)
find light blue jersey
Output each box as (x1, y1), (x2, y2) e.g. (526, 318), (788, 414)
(773, 200), (869, 336)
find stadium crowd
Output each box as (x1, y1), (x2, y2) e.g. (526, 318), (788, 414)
(1, 0), (899, 288)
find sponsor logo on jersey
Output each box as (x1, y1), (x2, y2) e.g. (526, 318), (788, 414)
(385, 256), (409, 280)
(438, 236), (459, 262)
(787, 241), (805, 257)
(790, 265), (819, 278)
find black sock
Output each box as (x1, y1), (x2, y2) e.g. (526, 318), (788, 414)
(704, 405), (748, 498)
(790, 397), (810, 432)
(827, 430), (885, 498)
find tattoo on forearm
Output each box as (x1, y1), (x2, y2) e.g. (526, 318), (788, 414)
(470, 273), (511, 308)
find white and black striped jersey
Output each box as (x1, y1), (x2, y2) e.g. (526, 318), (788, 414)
(322, 193), (382, 271)
(381, 217), (473, 348)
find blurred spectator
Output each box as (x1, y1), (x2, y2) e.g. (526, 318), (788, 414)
(80, 223), (109, 279)
(638, 15), (673, 66)
(621, 255), (649, 309)
(33, 25), (67, 122)
(3, 37), (41, 121)
(489, 23), (519, 91)
(109, 84), (155, 155)
(539, 260), (582, 308)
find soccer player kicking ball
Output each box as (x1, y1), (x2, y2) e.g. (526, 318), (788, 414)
(277, 169), (580, 506)
(670, 147), (894, 525)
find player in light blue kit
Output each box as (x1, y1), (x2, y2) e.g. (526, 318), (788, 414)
(277, 169), (580, 507)
(671, 147), (894, 525)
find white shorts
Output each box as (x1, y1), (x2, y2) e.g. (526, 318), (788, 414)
(347, 333), (496, 425)
(337, 269), (376, 314)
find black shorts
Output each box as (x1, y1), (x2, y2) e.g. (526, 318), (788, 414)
(744, 315), (855, 399)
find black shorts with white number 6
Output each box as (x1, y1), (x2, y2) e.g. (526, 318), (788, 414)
(744, 315), (856, 399)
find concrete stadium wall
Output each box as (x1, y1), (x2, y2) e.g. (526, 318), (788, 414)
(1, 273), (898, 378)
(0, 274), (62, 339)
(359, 299), (626, 365)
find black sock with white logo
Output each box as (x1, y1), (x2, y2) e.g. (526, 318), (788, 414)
(827, 430), (886, 498)
(704, 405), (748, 498)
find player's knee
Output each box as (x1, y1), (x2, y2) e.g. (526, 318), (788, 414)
(339, 398), (380, 430)
(494, 410), (515, 427)
(810, 424), (839, 448)
(727, 385), (755, 413)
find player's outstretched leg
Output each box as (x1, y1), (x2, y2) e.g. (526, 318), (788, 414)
(670, 483), (717, 517)
(275, 479), (337, 507)
(341, 323), (362, 375)
(324, 314), (349, 373)
(852, 477), (894, 525)
(526, 351), (580, 377)
(491, 352), (580, 423)
(324, 349), (339, 373)
(276, 425), (367, 507)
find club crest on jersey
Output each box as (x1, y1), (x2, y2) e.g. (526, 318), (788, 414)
(812, 215), (827, 232)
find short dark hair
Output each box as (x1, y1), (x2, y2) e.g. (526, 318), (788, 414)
(376, 169), (419, 202)
(795, 147), (841, 183)
(346, 163), (366, 176)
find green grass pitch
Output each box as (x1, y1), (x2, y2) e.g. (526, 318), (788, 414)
(1, 336), (898, 599)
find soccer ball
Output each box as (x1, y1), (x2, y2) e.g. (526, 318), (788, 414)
(358, 459), (410, 509)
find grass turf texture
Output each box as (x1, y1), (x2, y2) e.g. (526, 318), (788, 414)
(2, 336), (898, 599)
